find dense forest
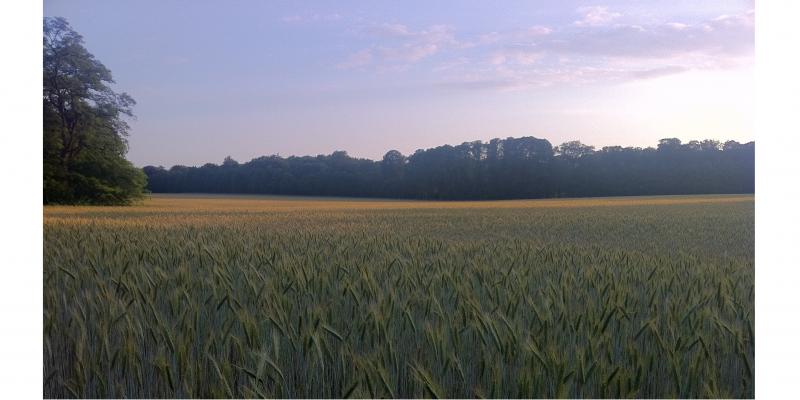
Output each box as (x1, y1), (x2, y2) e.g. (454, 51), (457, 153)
(144, 137), (754, 200)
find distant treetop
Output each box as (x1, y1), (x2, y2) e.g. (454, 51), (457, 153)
(143, 136), (754, 200)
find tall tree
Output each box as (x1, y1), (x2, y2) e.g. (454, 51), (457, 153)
(43, 17), (146, 204)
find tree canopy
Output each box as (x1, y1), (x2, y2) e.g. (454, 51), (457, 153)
(144, 137), (754, 200)
(43, 17), (146, 205)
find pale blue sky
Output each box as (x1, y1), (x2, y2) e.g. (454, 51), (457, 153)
(44, 0), (754, 167)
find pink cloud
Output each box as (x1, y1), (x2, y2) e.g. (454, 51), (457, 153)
(527, 26), (553, 36)
(380, 43), (439, 63)
(367, 23), (413, 37)
(573, 6), (621, 27)
(343, 24), (457, 68)
(337, 49), (373, 69)
(332, 7), (752, 89)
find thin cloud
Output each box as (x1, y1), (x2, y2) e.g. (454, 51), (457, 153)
(380, 43), (439, 63)
(628, 65), (688, 80)
(527, 26), (554, 36)
(341, 24), (457, 69)
(489, 48), (543, 66)
(366, 23), (414, 37)
(331, 7), (752, 89)
(573, 6), (621, 27)
(337, 49), (373, 69)
(546, 12), (754, 60)
(460, 26), (552, 49)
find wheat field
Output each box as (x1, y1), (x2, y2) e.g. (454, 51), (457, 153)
(43, 194), (754, 398)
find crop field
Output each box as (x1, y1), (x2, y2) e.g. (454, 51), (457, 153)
(43, 194), (754, 398)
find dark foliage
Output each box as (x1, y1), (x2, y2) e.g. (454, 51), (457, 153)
(144, 137), (754, 200)
(43, 17), (146, 205)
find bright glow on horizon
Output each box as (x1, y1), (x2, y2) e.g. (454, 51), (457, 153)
(44, 0), (754, 166)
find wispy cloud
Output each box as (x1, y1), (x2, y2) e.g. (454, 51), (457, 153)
(573, 6), (621, 27)
(365, 23), (414, 37)
(336, 49), (373, 69)
(328, 7), (753, 89)
(459, 25), (552, 49)
(437, 65), (691, 93)
(489, 48), (543, 66)
(462, 8), (751, 89)
(339, 24), (457, 69)
(544, 12), (754, 60)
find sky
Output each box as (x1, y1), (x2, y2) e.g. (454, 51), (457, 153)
(44, 0), (754, 167)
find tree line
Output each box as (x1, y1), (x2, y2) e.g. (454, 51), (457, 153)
(143, 137), (754, 200)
